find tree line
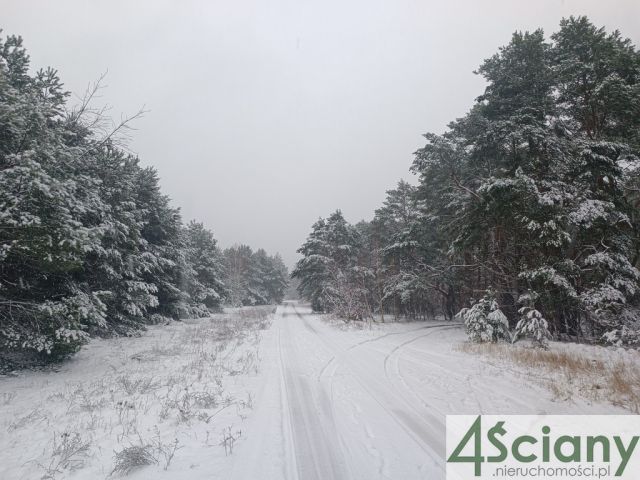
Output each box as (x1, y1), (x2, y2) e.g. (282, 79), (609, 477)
(0, 32), (288, 366)
(293, 17), (640, 346)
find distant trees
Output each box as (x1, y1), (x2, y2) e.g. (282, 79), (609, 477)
(0, 32), (287, 366)
(292, 211), (371, 320)
(294, 17), (640, 343)
(182, 221), (227, 313)
(223, 245), (288, 307)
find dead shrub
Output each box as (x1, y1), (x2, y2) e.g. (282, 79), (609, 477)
(39, 431), (92, 479)
(111, 444), (157, 476)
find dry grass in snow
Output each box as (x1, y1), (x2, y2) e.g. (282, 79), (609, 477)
(0, 306), (275, 480)
(459, 341), (640, 412)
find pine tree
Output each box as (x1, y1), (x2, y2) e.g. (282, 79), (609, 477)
(222, 245), (287, 306)
(294, 17), (640, 335)
(411, 19), (640, 338)
(263, 253), (288, 304)
(513, 292), (551, 348)
(292, 218), (332, 311)
(373, 180), (442, 319)
(294, 211), (371, 320)
(0, 34), (107, 360)
(0, 29), (284, 367)
(82, 150), (160, 335)
(183, 221), (226, 312)
(458, 290), (511, 343)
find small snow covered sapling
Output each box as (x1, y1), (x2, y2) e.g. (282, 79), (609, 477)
(514, 307), (551, 348)
(457, 289), (511, 343)
(602, 326), (640, 347)
(513, 292), (551, 349)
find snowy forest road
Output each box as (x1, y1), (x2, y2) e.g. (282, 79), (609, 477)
(230, 302), (622, 480)
(233, 302), (457, 480)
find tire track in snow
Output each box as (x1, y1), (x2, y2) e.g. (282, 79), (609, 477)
(292, 305), (444, 465)
(232, 311), (296, 480)
(317, 322), (457, 382)
(382, 326), (462, 379)
(278, 304), (348, 480)
(394, 343), (541, 413)
(376, 325), (463, 457)
(317, 351), (362, 480)
(380, 325), (485, 417)
(295, 310), (390, 477)
(391, 346), (484, 414)
(276, 315), (300, 480)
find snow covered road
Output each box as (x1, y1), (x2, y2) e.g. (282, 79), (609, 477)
(1, 303), (628, 479)
(233, 302), (626, 480)
(0, 302), (637, 480)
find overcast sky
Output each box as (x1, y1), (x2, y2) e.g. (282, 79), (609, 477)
(4, 0), (639, 267)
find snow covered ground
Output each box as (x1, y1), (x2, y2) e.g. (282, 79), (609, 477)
(0, 302), (632, 479)
(0, 307), (273, 480)
(235, 302), (629, 480)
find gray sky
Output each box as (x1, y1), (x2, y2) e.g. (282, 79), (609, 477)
(4, 0), (639, 268)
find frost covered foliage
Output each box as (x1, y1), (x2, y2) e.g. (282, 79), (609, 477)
(514, 307), (551, 349)
(515, 310), (550, 348)
(512, 292), (551, 348)
(602, 327), (640, 348)
(325, 267), (373, 321)
(0, 32), (285, 367)
(222, 245), (288, 307)
(458, 291), (511, 343)
(295, 17), (640, 337)
(0, 33), (110, 361)
(292, 211), (373, 320)
(417, 21), (640, 338)
(601, 307), (640, 347)
(182, 221), (227, 314)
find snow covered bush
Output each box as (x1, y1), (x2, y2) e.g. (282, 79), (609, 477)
(514, 307), (551, 349)
(111, 444), (158, 476)
(600, 307), (640, 347)
(457, 290), (511, 343)
(602, 327), (640, 348)
(326, 269), (372, 321)
(512, 292), (551, 348)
